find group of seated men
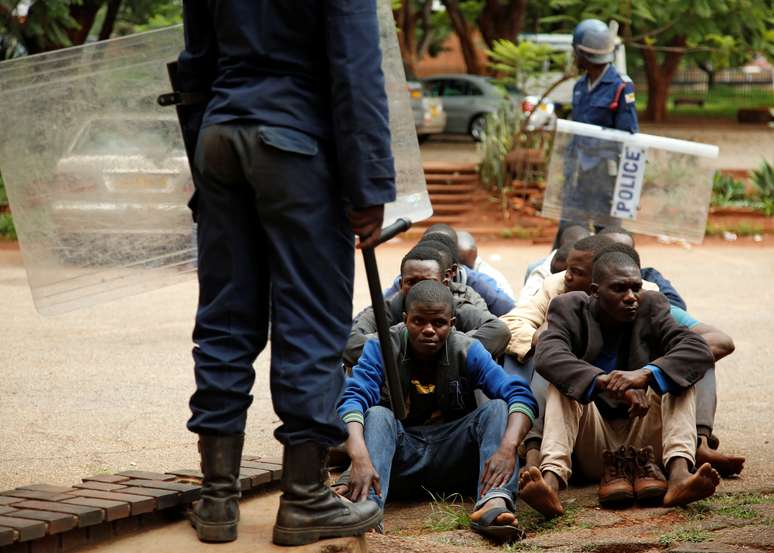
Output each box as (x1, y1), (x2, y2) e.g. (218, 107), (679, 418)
(332, 223), (744, 542)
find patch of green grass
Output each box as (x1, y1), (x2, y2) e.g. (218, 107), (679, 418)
(635, 85), (774, 119)
(685, 492), (774, 520)
(0, 212), (16, 240)
(423, 490), (471, 532)
(658, 527), (712, 546)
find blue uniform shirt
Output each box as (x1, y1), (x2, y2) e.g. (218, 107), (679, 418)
(178, 0), (396, 209)
(571, 64), (639, 133)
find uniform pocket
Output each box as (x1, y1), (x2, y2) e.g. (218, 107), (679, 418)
(257, 125), (319, 156)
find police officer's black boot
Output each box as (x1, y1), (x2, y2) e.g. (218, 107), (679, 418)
(272, 441), (382, 546)
(189, 433), (244, 542)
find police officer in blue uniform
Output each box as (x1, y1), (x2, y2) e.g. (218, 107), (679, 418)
(177, 1), (396, 546)
(556, 19), (639, 243)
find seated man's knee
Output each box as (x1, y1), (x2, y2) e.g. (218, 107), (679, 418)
(365, 405), (397, 430)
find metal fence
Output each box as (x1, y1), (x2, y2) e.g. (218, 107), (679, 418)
(633, 67), (774, 96)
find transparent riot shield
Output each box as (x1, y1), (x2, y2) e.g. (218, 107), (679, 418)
(542, 119), (718, 243)
(377, 0), (432, 227)
(0, 7), (430, 316)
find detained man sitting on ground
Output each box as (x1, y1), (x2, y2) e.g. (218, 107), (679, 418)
(520, 252), (720, 518)
(337, 280), (537, 541)
(344, 246), (510, 367)
(593, 243), (744, 477)
(507, 239), (742, 477)
(457, 230), (515, 299)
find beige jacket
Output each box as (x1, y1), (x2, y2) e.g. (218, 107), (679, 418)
(502, 271), (658, 361)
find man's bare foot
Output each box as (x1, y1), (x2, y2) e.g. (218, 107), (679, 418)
(696, 444), (745, 477)
(663, 463), (720, 507)
(470, 497), (516, 526)
(518, 467), (564, 518)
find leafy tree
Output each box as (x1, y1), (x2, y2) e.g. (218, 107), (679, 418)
(0, 0), (181, 59)
(526, 0), (774, 121)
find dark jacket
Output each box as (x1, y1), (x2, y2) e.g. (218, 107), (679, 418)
(343, 284), (511, 366)
(178, 0), (395, 209)
(535, 291), (713, 417)
(339, 325), (537, 427)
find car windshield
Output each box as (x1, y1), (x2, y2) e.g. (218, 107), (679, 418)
(71, 119), (183, 156)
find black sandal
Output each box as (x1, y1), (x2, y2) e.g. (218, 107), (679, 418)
(470, 506), (527, 543)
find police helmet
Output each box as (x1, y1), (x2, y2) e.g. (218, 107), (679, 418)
(572, 19), (615, 64)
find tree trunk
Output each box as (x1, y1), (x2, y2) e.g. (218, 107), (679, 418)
(641, 36), (686, 122)
(478, 0), (528, 48)
(441, 0), (482, 74)
(67, 0), (105, 46)
(98, 0), (123, 41)
(395, 3), (418, 76)
(697, 60), (716, 90)
(415, 0), (434, 60)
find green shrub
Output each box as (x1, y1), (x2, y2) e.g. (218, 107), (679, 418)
(711, 171), (747, 206)
(0, 212), (16, 240)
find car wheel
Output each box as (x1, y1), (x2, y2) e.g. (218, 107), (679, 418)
(469, 114), (487, 141)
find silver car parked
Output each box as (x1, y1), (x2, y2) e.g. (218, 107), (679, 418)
(421, 74), (554, 140)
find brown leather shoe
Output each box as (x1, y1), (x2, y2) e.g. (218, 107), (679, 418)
(598, 447), (634, 506)
(633, 446), (668, 502)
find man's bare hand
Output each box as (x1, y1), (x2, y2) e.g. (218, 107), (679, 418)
(349, 455), (381, 502)
(347, 205), (384, 249)
(480, 446), (517, 495)
(605, 368), (651, 395)
(624, 388), (649, 418)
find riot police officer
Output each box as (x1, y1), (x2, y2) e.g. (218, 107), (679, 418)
(556, 19), (639, 242)
(177, 0), (395, 546)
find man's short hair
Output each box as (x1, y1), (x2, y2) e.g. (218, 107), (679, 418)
(400, 246), (445, 275)
(593, 243), (641, 268)
(405, 279), (455, 315)
(592, 251), (640, 283)
(423, 224), (458, 244)
(551, 242), (574, 273)
(599, 225), (635, 245)
(558, 224), (591, 247)
(421, 232), (460, 263)
(571, 234), (614, 255)
(417, 239), (454, 271)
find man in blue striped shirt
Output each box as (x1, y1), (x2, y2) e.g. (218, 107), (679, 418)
(338, 280), (537, 542)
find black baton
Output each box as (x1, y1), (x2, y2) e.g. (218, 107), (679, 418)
(361, 218), (412, 420)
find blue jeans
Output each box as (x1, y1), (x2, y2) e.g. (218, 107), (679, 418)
(363, 400), (519, 511)
(503, 354), (547, 444)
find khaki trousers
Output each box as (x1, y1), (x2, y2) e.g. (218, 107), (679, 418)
(539, 384), (697, 486)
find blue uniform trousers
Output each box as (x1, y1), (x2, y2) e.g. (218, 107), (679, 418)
(187, 123), (353, 447)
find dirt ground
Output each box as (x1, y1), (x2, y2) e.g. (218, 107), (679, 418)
(0, 237), (773, 551)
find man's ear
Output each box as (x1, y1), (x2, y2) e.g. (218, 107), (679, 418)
(589, 282), (599, 297)
(402, 311), (408, 323)
(449, 316), (456, 328)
